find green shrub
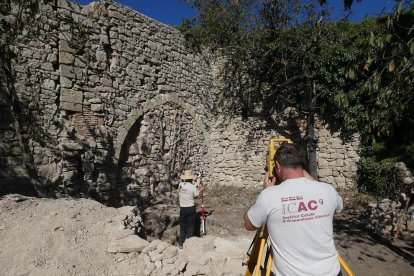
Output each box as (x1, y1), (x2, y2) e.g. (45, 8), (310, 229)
(357, 157), (400, 200)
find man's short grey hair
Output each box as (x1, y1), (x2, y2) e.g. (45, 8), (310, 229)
(274, 143), (305, 169)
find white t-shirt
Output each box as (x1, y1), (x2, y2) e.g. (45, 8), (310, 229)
(248, 177), (343, 276)
(178, 182), (199, 207)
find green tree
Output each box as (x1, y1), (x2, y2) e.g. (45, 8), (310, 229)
(180, 0), (372, 178)
(333, 2), (414, 171)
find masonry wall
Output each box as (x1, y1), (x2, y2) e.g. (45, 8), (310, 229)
(0, 0), (360, 204)
(0, 66), (33, 194)
(208, 116), (360, 189)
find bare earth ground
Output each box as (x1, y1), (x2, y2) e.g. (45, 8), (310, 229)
(204, 186), (414, 276)
(0, 187), (414, 276)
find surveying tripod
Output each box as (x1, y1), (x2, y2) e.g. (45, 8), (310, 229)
(196, 169), (207, 236)
(243, 138), (355, 276)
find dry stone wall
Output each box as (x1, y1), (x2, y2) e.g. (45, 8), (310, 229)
(316, 126), (360, 188)
(0, 77), (32, 194)
(1, 0), (215, 204)
(0, 0), (361, 204)
(118, 103), (209, 206)
(208, 116), (360, 189)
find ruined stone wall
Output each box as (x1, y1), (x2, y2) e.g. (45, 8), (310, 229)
(0, 66), (32, 194)
(1, 0), (215, 204)
(209, 117), (268, 188)
(316, 127), (360, 188)
(0, 0), (361, 203)
(208, 116), (360, 189)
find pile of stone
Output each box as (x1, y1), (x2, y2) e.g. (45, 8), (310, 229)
(105, 206), (249, 275)
(359, 198), (414, 239)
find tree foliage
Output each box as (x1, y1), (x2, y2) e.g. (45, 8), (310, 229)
(334, 1), (414, 170)
(337, 1), (414, 142)
(180, 0), (414, 179)
(180, 0), (372, 176)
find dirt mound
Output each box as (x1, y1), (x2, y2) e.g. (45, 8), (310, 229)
(0, 194), (137, 276)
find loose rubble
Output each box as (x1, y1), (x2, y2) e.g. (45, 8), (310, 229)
(359, 198), (414, 239)
(0, 195), (250, 276)
(106, 204), (249, 275)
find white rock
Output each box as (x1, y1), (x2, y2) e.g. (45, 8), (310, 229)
(214, 237), (251, 259)
(149, 251), (163, 262)
(142, 239), (161, 253)
(183, 236), (215, 255)
(183, 262), (201, 276)
(117, 206), (136, 216)
(107, 235), (149, 253)
(162, 245), (178, 259)
(109, 228), (135, 241)
(223, 257), (246, 275)
(156, 240), (170, 253)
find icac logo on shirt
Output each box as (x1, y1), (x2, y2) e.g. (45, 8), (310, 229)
(281, 196), (324, 214)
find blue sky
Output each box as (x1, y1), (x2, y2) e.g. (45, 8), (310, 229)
(71, 0), (395, 26)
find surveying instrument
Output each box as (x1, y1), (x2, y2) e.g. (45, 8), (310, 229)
(243, 138), (354, 276)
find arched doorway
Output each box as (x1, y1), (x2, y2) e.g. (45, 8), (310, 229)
(116, 102), (209, 206)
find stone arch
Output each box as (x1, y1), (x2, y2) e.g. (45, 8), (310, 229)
(113, 94), (211, 205)
(114, 94), (210, 164)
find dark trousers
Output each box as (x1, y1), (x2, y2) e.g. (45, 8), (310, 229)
(179, 206), (196, 246)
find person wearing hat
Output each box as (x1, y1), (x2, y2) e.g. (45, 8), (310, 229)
(178, 170), (204, 248)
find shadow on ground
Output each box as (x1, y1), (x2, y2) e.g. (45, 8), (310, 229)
(334, 215), (414, 276)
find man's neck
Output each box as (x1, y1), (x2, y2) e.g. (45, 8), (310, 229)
(280, 167), (304, 182)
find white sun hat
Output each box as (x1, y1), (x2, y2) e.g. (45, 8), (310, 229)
(180, 170), (197, 180)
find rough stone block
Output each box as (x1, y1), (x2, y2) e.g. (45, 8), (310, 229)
(60, 89), (83, 104)
(60, 101), (82, 112)
(107, 235), (149, 253)
(183, 236), (215, 257)
(183, 262), (201, 276)
(162, 246), (178, 259)
(91, 103), (103, 112)
(214, 237), (250, 259)
(41, 63), (54, 71)
(149, 251), (163, 262)
(59, 52), (75, 65)
(59, 39), (75, 53)
(59, 64), (74, 79)
(109, 228), (135, 241)
(42, 79), (56, 90)
(61, 142), (83, 151)
(142, 239), (161, 254)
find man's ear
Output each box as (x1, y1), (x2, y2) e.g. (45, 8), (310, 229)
(274, 161), (281, 172)
(274, 161), (282, 184)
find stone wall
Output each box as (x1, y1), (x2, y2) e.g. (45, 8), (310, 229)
(0, 70), (32, 194)
(208, 116), (360, 189)
(0, 0), (215, 204)
(316, 126), (360, 189)
(0, 0), (361, 204)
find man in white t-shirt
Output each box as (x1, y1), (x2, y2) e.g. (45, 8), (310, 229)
(178, 170), (204, 248)
(244, 144), (343, 276)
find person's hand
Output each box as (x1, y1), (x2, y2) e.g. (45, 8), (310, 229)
(263, 172), (276, 189)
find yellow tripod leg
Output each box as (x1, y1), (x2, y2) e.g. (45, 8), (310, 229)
(338, 255), (354, 276)
(244, 227), (270, 276)
(254, 238), (266, 276)
(244, 228), (262, 276)
(265, 250), (272, 276)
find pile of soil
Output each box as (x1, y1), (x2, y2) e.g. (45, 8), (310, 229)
(0, 195), (145, 276)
